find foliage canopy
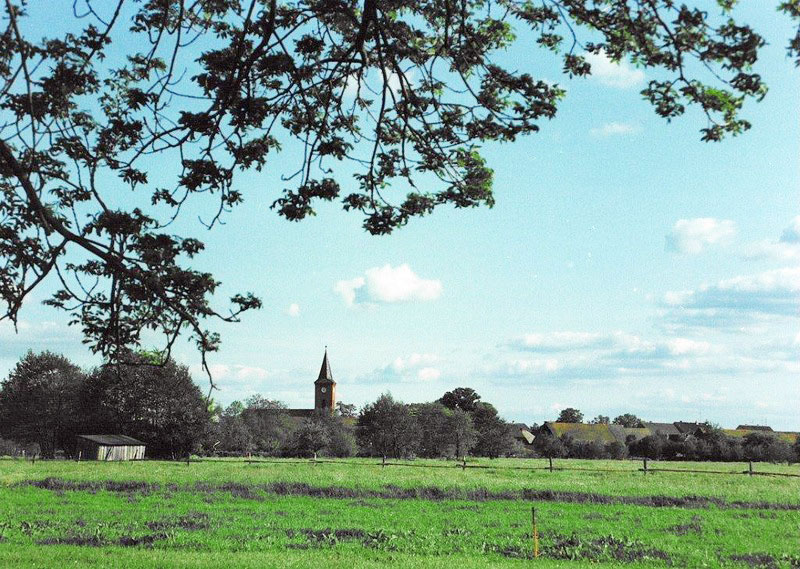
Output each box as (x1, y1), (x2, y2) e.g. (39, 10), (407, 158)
(0, 1), (797, 380)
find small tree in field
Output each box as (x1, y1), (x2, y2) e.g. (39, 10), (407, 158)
(288, 418), (331, 458)
(0, 351), (84, 458)
(533, 433), (565, 459)
(471, 402), (516, 459)
(357, 393), (420, 458)
(613, 414), (644, 428)
(447, 408), (478, 459)
(556, 408), (584, 423)
(85, 355), (211, 458)
(438, 388), (482, 414)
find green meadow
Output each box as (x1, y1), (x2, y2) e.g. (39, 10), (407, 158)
(0, 458), (798, 568)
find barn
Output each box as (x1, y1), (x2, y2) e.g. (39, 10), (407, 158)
(75, 435), (146, 461)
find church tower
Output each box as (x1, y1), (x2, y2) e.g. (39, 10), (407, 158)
(314, 348), (336, 413)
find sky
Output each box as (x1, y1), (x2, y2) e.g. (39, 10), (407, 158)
(1, 3), (798, 430)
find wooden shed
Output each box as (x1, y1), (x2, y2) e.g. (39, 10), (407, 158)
(75, 435), (146, 461)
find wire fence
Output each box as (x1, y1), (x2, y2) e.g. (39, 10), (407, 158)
(4, 451), (797, 478)
(194, 455), (800, 478)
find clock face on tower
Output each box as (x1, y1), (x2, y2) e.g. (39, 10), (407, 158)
(320, 387), (327, 393)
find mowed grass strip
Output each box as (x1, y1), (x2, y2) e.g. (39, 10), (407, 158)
(1, 460), (799, 568)
(1, 457), (798, 504)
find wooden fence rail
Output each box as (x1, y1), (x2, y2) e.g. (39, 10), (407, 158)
(190, 456), (800, 478)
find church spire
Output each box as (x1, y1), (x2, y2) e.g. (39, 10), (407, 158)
(316, 347), (334, 384)
(314, 348), (336, 412)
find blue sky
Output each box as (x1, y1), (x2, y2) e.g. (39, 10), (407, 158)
(1, 4), (798, 429)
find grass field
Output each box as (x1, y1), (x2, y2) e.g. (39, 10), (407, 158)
(0, 458), (798, 568)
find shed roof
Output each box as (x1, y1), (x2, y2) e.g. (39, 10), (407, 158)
(644, 422), (681, 436)
(673, 421), (705, 434)
(77, 434), (145, 446)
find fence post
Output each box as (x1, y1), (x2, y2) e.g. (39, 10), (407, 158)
(749, 461), (753, 476)
(382, 455), (386, 468)
(643, 458), (648, 475)
(548, 457), (553, 472)
(77, 451), (81, 462)
(462, 457), (466, 471)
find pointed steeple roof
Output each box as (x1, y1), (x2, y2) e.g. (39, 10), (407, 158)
(315, 348), (335, 384)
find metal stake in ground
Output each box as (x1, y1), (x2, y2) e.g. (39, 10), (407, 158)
(531, 506), (539, 559)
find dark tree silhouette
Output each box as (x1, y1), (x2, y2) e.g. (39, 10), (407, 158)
(0, 351), (85, 458)
(0, 1), (792, 381)
(471, 402), (515, 458)
(357, 393), (419, 458)
(613, 414), (644, 428)
(85, 355), (211, 458)
(556, 407), (583, 423)
(438, 387), (481, 413)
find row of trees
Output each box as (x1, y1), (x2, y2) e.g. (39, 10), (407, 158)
(532, 429), (800, 463)
(4, 352), (796, 463)
(545, 407), (800, 462)
(0, 351), (209, 458)
(211, 388), (520, 459)
(0, 353), (520, 460)
(554, 407), (644, 428)
(628, 431), (798, 463)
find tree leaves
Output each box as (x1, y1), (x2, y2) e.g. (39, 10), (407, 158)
(0, 1), (791, 381)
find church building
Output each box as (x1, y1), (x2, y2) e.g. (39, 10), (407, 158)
(282, 349), (337, 417)
(313, 349), (336, 412)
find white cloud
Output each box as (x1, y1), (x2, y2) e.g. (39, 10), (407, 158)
(666, 218), (736, 254)
(780, 215), (800, 243)
(392, 353), (439, 373)
(741, 217), (800, 261)
(666, 338), (711, 356)
(357, 353), (442, 384)
(333, 277), (366, 307)
(417, 367), (441, 381)
(0, 319), (83, 357)
(590, 122), (639, 137)
(662, 267), (800, 332)
(286, 303), (301, 317)
(335, 264), (442, 306)
(515, 331), (612, 351)
(741, 241), (800, 262)
(197, 364), (271, 382)
(584, 50), (644, 88)
(488, 330), (731, 383)
(664, 290), (694, 306)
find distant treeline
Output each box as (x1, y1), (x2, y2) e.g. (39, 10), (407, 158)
(2, 352), (798, 463)
(534, 407), (799, 463)
(532, 430), (799, 463)
(0, 353), (523, 460)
